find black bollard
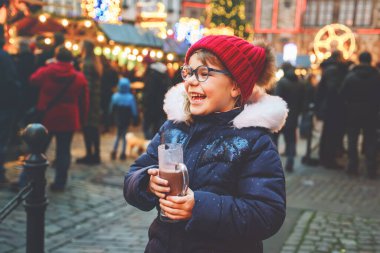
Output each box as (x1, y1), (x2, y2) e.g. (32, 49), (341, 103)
(22, 123), (49, 253)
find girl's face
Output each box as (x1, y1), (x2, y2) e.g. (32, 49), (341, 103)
(184, 54), (240, 116)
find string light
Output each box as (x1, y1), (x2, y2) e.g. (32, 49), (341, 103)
(97, 34), (105, 42)
(94, 46), (102, 55)
(39, 14), (47, 23)
(44, 38), (52, 45)
(62, 19), (69, 27)
(84, 20), (92, 28)
(167, 53), (174, 61)
(65, 41), (73, 49)
(156, 51), (163, 59)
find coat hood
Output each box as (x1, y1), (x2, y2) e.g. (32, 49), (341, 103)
(46, 62), (76, 83)
(118, 77), (131, 94)
(163, 83), (288, 133)
(150, 62), (167, 74)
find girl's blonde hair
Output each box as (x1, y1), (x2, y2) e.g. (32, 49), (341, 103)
(252, 40), (276, 91)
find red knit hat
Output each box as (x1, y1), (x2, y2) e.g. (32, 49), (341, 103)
(185, 35), (266, 104)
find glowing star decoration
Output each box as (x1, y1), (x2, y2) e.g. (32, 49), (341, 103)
(82, 0), (121, 23)
(175, 17), (204, 44)
(314, 24), (356, 61)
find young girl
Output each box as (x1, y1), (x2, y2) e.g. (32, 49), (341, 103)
(124, 35), (288, 253)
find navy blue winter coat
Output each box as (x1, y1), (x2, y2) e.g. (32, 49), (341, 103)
(124, 84), (288, 253)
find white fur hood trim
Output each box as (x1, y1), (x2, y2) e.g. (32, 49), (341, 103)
(163, 83), (188, 122)
(163, 83), (288, 133)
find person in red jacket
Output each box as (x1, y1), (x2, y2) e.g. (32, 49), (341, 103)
(27, 46), (89, 191)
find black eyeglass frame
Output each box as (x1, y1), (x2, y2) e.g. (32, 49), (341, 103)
(181, 65), (231, 82)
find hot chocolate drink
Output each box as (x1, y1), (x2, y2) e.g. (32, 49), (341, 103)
(159, 169), (184, 196)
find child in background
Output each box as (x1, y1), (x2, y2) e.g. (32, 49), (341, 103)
(124, 35), (288, 253)
(109, 77), (138, 160)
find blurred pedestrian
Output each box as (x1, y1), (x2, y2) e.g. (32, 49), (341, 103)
(100, 55), (119, 133)
(300, 73), (320, 166)
(76, 40), (103, 165)
(35, 32), (65, 68)
(0, 27), (21, 186)
(315, 51), (348, 169)
(273, 62), (305, 172)
(20, 46), (89, 191)
(109, 77), (138, 160)
(124, 35), (287, 253)
(13, 39), (37, 124)
(141, 56), (170, 139)
(340, 52), (380, 178)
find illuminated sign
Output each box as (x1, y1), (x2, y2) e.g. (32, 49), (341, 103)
(283, 43), (297, 66)
(136, 2), (167, 39)
(314, 24), (356, 61)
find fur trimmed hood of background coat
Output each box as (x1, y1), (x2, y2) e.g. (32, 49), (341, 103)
(163, 83), (288, 133)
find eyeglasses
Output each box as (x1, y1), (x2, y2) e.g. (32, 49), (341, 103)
(181, 65), (230, 82)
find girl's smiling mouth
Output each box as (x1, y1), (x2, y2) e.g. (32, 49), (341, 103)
(189, 92), (206, 103)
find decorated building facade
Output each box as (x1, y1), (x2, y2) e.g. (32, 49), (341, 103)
(251, 0), (380, 64)
(181, 0), (380, 64)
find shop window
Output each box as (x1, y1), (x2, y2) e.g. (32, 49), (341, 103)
(339, 0), (373, 27)
(303, 0), (334, 26)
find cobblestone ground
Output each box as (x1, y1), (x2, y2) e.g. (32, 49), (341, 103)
(281, 211), (380, 253)
(0, 131), (155, 253)
(279, 158), (380, 253)
(0, 130), (380, 253)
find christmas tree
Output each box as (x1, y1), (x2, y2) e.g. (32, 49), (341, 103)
(209, 0), (250, 39)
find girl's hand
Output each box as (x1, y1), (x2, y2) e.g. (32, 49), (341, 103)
(147, 169), (170, 199)
(159, 188), (195, 221)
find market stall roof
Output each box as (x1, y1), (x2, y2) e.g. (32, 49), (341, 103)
(276, 54), (311, 68)
(14, 16), (66, 36)
(163, 38), (190, 56)
(98, 23), (163, 48)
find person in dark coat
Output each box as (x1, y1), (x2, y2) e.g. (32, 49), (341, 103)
(142, 58), (170, 139)
(76, 40), (103, 165)
(23, 46), (89, 191)
(273, 62), (304, 171)
(13, 39), (37, 122)
(124, 35), (287, 253)
(109, 77), (138, 160)
(100, 55), (119, 133)
(0, 31), (21, 185)
(340, 52), (380, 178)
(315, 51), (348, 169)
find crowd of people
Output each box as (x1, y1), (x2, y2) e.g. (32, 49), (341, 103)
(0, 29), (173, 192)
(274, 50), (380, 178)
